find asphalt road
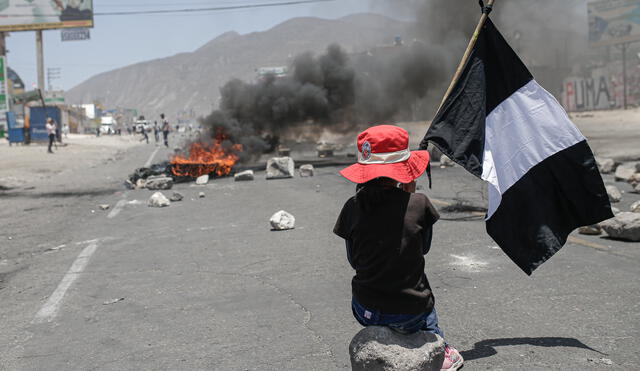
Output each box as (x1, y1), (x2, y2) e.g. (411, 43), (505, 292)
(0, 141), (639, 370)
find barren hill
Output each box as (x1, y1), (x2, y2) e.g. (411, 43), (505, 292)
(65, 14), (412, 119)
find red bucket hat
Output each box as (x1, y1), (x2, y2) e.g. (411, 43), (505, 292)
(340, 125), (430, 184)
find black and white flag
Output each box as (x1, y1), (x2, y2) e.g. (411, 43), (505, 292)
(421, 19), (613, 275)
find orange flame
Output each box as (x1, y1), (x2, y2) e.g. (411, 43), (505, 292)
(171, 141), (242, 178)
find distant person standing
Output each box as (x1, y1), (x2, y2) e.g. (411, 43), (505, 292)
(161, 114), (170, 148)
(153, 121), (160, 144)
(46, 118), (56, 154)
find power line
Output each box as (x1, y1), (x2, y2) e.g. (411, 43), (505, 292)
(1, 0), (335, 17)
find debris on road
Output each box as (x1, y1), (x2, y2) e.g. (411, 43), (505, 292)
(605, 185), (622, 203)
(103, 297), (125, 305)
(633, 183), (640, 194)
(299, 164), (314, 177)
(127, 200), (143, 205)
(136, 179), (146, 189)
(612, 207), (621, 215)
(145, 176), (174, 190)
(428, 145), (443, 163)
(631, 201), (640, 213)
(440, 156), (456, 168)
(99, 204), (110, 211)
(170, 192), (184, 202)
(148, 192), (171, 208)
(316, 141), (336, 158)
(595, 157), (617, 174)
(270, 210), (295, 230)
(578, 225), (602, 236)
(195, 174), (209, 185)
(124, 179), (135, 189)
(45, 244), (66, 252)
(266, 157), (295, 179)
(588, 357), (614, 366)
(234, 170), (255, 181)
(600, 212), (640, 241)
(198, 192), (206, 198)
(614, 163), (637, 182)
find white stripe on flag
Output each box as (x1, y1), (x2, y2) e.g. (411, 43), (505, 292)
(482, 79), (585, 219)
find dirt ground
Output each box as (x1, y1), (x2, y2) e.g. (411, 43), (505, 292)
(0, 134), (143, 189)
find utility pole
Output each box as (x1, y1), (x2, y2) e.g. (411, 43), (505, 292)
(0, 32), (6, 57)
(36, 30), (45, 92)
(621, 42), (627, 110)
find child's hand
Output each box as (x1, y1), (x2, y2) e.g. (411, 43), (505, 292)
(401, 181), (416, 193)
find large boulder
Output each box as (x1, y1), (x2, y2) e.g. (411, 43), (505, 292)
(148, 192), (170, 208)
(614, 163), (638, 182)
(631, 201), (640, 213)
(270, 210), (295, 230)
(600, 212), (640, 242)
(595, 157), (617, 174)
(234, 170), (255, 181)
(349, 326), (445, 371)
(605, 185), (622, 203)
(628, 173), (640, 187)
(266, 157), (295, 179)
(145, 176), (173, 190)
(299, 164), (315, 177)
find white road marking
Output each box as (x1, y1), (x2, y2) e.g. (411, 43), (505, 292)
(33, 240), (100, 324)
(144, 147), (161, 168)
(107, 198), (128, 219)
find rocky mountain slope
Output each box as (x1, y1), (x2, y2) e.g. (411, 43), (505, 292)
(66, 14), (412, 119)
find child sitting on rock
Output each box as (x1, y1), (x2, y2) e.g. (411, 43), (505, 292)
(334, 125), (463, 371)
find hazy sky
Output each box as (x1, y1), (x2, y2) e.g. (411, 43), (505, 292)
(8, 0), (389, 91)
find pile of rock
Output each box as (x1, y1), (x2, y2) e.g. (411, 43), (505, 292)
(613, 162), (640, 193)
(349, 326), (445, 371)
(600, 212), (640, 242)
(234, 170), (255, 181)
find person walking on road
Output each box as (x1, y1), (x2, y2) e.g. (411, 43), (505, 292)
(46, 118), (57, 154)
(161, 114), (170, 148)
(334, 125), (464, 371)
(153, 121), (160, 144)
(140, 123), (149, 144)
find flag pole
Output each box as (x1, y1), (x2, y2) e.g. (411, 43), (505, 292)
(436, 0), (496, 112)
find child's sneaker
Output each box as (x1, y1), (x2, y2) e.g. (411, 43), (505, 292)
(441, 345), (463, 371)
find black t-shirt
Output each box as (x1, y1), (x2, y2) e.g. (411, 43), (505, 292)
(334, 186), (439, 315)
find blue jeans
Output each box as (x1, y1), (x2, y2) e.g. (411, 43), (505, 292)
(351, 297), (445, 339)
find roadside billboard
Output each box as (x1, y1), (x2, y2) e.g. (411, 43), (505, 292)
(0, 0), (93, 32)
(589, 0), (640, 46)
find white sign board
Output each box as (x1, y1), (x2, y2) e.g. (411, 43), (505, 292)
(589, 0), (640, 46)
